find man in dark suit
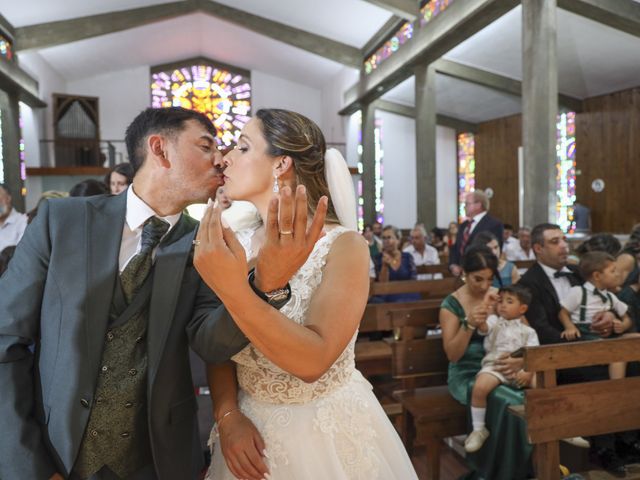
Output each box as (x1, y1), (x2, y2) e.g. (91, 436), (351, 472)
(449, 190), (504, 275)
(518, 223), (636, 474)
(0, 108), (320, 480)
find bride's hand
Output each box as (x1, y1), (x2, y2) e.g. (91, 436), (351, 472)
(254, 185), (328, 292)
(194, 205), (249, 301)
(218, 412), (269, 480)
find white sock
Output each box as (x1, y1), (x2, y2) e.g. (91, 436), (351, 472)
(471, 406), (486, 432)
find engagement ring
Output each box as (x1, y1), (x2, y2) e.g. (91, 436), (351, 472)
(280, 230), (293, 235)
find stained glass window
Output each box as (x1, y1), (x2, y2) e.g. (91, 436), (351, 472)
(0, 110), (4, 185)
(364, 0), (454, 74)
(19, 114), (26, 196)
(457, 132), (475, 222)
(374, 117), (384, 224)
(420, 0), (455, 27)
(355, 112), (384, 229)
(356, 112), (364, 231)
(151, 59), (251, 148)
(556, 112), (576, 232)
(364, 22), (413, 75)
(0, 34), (13, 62)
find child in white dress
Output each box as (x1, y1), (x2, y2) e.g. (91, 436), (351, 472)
(464, 284), (539, 453)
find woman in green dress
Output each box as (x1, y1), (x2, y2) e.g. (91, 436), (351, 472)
(440, 245), (533, 480)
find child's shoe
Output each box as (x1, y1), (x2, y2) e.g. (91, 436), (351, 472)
(561, 436), (590, 448)
(464, 428), (490, 453)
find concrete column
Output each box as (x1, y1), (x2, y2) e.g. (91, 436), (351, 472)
(361, 102), (377, 225)
(0, 89), (24, 212)
(522, 0), (558, 227)
(414, 63), (437, 229)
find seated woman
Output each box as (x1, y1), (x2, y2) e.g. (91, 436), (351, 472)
(371, 225), (421, 303)
(472, 231), (519, 287)
(440, 245), (532, 480)
(431, 227), (448, 257)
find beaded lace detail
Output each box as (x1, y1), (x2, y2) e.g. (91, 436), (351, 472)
(232, 226), (357, 404)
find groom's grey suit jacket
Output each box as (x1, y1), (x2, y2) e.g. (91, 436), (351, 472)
(0, 193), (248, 480)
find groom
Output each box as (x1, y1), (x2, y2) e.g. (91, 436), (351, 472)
(0, 107), (323, 480)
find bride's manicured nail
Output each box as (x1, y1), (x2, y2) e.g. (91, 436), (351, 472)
(262, 449), (270, 458)
(221, 217), (230, 229)
(207, 198), (214, 206)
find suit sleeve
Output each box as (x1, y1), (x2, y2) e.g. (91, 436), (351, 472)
(0, 201), (58, 479)
(186, 279), (250, 364)
(518, 277), (564, 345)
(449, 227), (463, 266)
(490, 218), (505, 249)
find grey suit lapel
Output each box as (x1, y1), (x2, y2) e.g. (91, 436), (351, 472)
(147, 217), (196, 388)
(84, 194), (126, 386)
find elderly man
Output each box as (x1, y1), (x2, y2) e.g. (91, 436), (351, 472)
(403, 225), (439, 279)
(449, 190), (503, 275)
(0, 183), (28, 253)
(504, 226), (535, 261)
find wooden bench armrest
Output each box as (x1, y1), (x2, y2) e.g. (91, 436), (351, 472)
(523, 336), (640, 372)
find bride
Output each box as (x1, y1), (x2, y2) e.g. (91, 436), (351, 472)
(194, 109), (417, 480)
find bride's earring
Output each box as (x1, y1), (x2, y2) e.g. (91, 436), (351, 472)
(273, 174), (279, 193)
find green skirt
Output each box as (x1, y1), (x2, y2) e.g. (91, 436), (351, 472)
(449, 341), (533, 480)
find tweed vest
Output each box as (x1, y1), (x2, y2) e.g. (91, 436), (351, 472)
(73, 276), (154, 479)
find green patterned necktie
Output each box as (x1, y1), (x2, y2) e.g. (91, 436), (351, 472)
(120, 216), (170, 304)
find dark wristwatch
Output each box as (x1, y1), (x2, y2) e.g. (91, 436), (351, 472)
(247, 268), (292, 309)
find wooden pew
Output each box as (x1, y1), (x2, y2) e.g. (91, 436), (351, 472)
(512, 337), (640, 480)
(369, 277), (461, 299)
(513, 259), (536, 270)
(416, 264), (454, 278)
(388, 306), (467, 480)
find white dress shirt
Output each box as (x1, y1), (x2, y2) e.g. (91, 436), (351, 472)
(0, 208), (28, 252)
(561, 281), (628, 325)
(403, 243), (440, 280)
(468, 211), (487, 235)
(504, 242), (536, 261)
(480, 314), (539, 362)
(539, 262), (573, 302)
(118, 187), (181, 272)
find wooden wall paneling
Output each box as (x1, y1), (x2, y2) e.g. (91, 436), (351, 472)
(575, 88), (640, 233)
(474, 114), (521, 228)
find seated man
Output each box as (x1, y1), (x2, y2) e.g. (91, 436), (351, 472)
(403, 225), (440, 280)
(518, 223), (637, 474)
(0, 184), (28, 253)
(505, 226), (535, 262)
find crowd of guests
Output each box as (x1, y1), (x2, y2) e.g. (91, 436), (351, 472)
(3, 167), (640, 477)
(364, 189), (640, 478)
(0, 162), (240, 278)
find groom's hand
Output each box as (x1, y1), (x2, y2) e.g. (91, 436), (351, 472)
(49, 475), (64, 480)
(254, 185), (328, 292)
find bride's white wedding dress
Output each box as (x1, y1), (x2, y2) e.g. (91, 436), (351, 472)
(206, 227), (418, 480)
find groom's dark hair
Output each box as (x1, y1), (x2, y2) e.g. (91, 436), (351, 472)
(125, 107), (217, 173)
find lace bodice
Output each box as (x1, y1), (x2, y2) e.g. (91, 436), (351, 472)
(232, 226), (358, 404)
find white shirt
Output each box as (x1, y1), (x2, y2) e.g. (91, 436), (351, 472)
(480, 314), (539, 361)
(0, 208), (28, 253)
(118, 187), (181, 272)
(540, 262), (574, 302)
(560, 281), (628, 325)
(403, 243), (440, 280)
(505, 242), (536, 261)
(503, 236), (518, 250)
(468, 211), (487, 235)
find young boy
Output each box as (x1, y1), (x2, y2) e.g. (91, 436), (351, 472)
(465, 284), (539, 453)
(559, 251), (633, 379)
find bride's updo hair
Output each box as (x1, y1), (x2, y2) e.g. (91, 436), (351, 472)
(256, 108), (339, 224)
